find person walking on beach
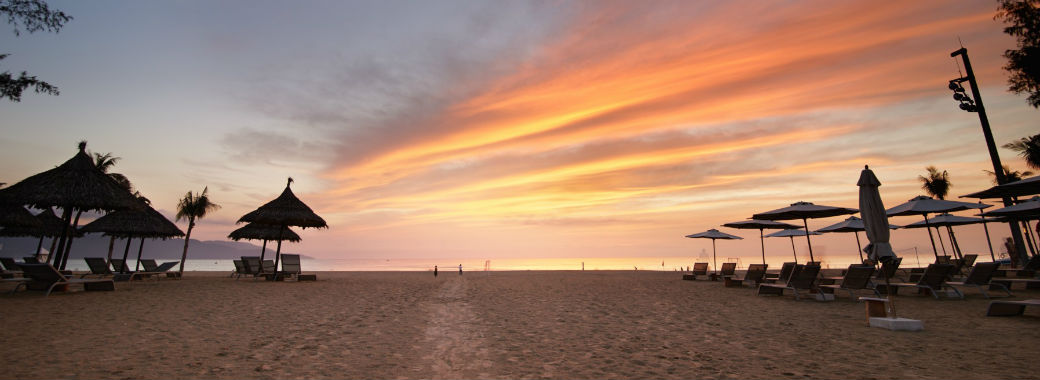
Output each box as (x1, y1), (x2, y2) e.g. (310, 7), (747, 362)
(434, 265), (438, 277)
(458, 264), (463, 275)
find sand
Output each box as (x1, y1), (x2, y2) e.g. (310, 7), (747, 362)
(0, 270), (1037, 379)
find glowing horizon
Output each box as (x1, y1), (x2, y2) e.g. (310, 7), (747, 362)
(1, 1), (1037, 264)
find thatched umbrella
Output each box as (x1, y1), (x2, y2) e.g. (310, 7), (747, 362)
(229, 222), (302, 270)
(80, 204), (184, 273)
(0, 208), (77, 259)
(0, 142), (138, 269)
(237, 178), (327, 277)
(0, 204), (44, 229)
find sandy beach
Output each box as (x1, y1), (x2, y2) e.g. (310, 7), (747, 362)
(0, 270), (1037, 379)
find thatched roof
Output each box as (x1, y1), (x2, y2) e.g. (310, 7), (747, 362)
(228, 222), (301, 242)
(237, 178), (328, 229)
(0, 208), (74, 237)
(0, 204), (43, 229)
(80, 204), (185, 239)
(0, 142), (139, 212)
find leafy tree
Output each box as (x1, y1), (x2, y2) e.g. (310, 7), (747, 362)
(175, 187), (220, 276)
(996, 0), (1040, 108)
(985, 164), (1035, 184)
(1003, 133), (1040, 170)
(0, 0), (71, 102)
(918, 166), (951, 199)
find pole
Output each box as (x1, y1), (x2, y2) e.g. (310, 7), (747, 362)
(923, 214), (939, 258)
(981, 216), (996, 262)
(759, 229), (767, 265)
(801, 218), (814, 263)
(952, 47), (1029, 265)
(788, 236), (798, 263)
(854, 231), (864, 263)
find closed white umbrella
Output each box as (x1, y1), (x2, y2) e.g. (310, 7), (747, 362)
(721, 219), (800, 265)
(764, 229), (821, 264)
(752, 201), (858, 263)
(685, 229), (742, 276)
(859, 165), (898, 318)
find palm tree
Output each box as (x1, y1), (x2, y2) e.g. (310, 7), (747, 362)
(1003, 133), (1040, 171)
(92, 151), (140, 265)
(175, 187), (220, 276)
(985, 164), (1035, 184)
(919, 166), (953, 257)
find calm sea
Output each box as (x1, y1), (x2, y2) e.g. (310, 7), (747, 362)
(57, 253), (890, 272)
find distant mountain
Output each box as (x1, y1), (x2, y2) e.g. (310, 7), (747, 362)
(0, 235), (309, 260)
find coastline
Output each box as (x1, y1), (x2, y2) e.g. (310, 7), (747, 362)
(0, 270), (1036, 379)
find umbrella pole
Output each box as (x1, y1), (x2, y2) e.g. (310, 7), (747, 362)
(106, 236), (116, 266)
(59, 210), (82, 270)
(135, 238), (145, 271)
(1024, 221), (1039, 256)
(947, 226), (963, 260)
(801, 218), (814, 263)
(712, 239), (717, 277)
(271, 226), (285, 280)
(934, 227), (948, 257)
(923, 214), (939, 259)
(981, 218), (996, 262)
(49, 207), (71, 265)
(788, 236), (798, 263)
(854, 231), (863, 263)
(121, 234), (133, 273)
(259, 239), (268, 272)
(759, 229), (766, 265)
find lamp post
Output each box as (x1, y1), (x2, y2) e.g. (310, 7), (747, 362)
(949, 47), (1029, 265)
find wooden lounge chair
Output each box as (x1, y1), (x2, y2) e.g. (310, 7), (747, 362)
(719, 262), (737, 279)
(231, 259), (249, 279)
(819, 265), (878, 300)
(109, 259), (161, 283)
(278, 254), (316, 281)
(986, 299), (1040, 316)
(946, 262), (1011, 299)
(682, 262), (709, 281)
(139, 259), (179, 278)
(886, 263), (962, 300)
(0, 257), (24, 278)
(82, 257), (115, 278)
(757, 264), (821, 300)
(724, 264), (767, 287)
(9, 263), (115, 296)
(763, 262), (796, 284)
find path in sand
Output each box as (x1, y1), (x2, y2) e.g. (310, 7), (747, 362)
(422, 276), (492, 379)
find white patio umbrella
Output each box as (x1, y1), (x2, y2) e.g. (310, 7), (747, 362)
(685, 229), (742, 276)
(764, 229), (821, 264)
(721, 219), (800, 265)
(752, 201), (858, 263)
(859, 165), (898, 317)
(816, 215), (901, 263)
(885, 195), (987, 259)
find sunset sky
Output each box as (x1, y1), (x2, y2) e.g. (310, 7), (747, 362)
(1, 1), (1037, 265)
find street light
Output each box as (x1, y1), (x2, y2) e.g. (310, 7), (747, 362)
(948, 78), (977, 112)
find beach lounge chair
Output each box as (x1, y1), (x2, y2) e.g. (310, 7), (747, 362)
(0, 257), (24, 278)
(231, 259), (249, 278)
(875, 257), (903, 281)
(9, 263), (115, 296)
(764, 262), (796, 284)
(819, 265), (878, 300)
(757, 264), (821, 300)
(82, 257), (115, 278)
(946, 262), (1011, 299)
(886, 263), (962, 300)
(263, 260), (275, 273)
(724, 264), (767, 287)
(22, 256), (39, 264)
(277, 254), (315, 281)
(682, 262), (709, 281)
(140, 259), (179, 278)
(109, 259), (161, 283)
(719, 262), (737, 279)
(986, 299), (1040, 316)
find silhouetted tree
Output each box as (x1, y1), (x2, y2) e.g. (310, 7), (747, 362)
(986, 164), (1035, 184)
(996, 0), (1040, 108)
(0, 0), (71, 102)
(1003, 133), (1040, 170)
(176, 187), (220, 276)
(919, 166), (951, 199)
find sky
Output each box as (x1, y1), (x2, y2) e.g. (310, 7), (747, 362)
(1, 1), (1037, 266)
